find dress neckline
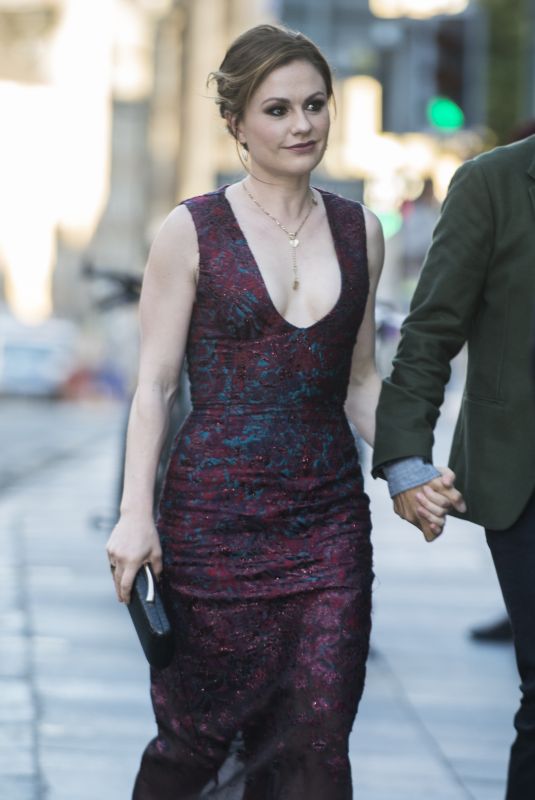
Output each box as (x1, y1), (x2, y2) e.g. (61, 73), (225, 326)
(220, 186), (345, 332)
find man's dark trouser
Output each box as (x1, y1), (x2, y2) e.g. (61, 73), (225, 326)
(486, 492), (535, 800)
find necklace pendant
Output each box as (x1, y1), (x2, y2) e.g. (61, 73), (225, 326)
(289, 237), (299, 248)
(292, 278), (299, 291)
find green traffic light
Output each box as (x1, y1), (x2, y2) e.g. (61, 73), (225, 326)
(427, 97), (464, 130)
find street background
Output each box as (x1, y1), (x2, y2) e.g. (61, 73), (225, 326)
(1, 0), (532, 798)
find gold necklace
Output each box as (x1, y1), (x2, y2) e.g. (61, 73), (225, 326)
(242, 183), (317, 291)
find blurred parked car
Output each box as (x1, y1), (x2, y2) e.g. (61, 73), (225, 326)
(0, 308), (77, 397)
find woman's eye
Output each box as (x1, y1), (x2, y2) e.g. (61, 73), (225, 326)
(265, 105), (286, 117)
(306, 99), (325, 112)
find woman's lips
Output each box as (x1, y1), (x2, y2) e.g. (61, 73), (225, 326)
(285, 141), (316, 151)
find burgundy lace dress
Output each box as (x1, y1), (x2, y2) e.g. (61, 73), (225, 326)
(133, 187), (373, 800)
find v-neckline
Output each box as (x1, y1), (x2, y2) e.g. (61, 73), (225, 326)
(221, 186), (345, 332)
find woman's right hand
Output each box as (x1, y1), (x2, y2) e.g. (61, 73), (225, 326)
(105, 513), (162, 604)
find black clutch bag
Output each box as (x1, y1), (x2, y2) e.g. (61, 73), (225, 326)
(127, 564), (174, 669)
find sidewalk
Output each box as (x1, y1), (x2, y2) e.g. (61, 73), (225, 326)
(353, 473), (514, 800)
(0, 399), (516, 799)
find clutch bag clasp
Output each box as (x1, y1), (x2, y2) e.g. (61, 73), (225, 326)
(144, 564), (155, 603)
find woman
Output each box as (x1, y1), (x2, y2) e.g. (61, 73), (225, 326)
(106, 23), (440, 800)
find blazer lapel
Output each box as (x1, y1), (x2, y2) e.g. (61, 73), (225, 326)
(528, 149), (535, 219)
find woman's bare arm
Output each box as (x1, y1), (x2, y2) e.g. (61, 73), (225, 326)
(344, 206), (384, 447)
(106, 204), (198, 602)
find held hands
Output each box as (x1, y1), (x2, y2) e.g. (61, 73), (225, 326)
(106, 514), (162, 604)
(393, 467), (467, 542)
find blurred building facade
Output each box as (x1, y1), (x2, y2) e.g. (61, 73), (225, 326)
(278, 0), (486, 132)
(1, 0), (534, 335)
(0, 0), (271, 327)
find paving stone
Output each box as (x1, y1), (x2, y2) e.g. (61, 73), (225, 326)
(464, 778), (509, 800)
(0, 744), (34, 776)
(0, 680), (34, 723)
(0, 775), (38, 800)
(0, 636), (29, 678)
(40, 745), (140, 800)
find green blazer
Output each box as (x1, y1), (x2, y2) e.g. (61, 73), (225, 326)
(372, 135), (535, 530)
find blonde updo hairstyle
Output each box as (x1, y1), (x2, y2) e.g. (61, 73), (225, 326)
(208, 24), (334, 148)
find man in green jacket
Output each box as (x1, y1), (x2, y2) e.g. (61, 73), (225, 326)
(373, 134), (535, 800)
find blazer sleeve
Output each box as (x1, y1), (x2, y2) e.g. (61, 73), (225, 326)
(372, 157), (495, 477)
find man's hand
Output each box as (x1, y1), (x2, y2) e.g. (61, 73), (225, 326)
(393, 467), (467, 542)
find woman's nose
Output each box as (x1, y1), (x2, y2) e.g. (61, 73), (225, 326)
(291, 110), (312, 134)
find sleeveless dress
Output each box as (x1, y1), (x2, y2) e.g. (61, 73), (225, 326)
(133, 187), (373, 800)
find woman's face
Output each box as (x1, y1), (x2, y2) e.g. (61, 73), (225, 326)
(235, 59), (330, 181)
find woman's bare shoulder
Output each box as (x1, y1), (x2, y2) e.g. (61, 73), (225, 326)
(147, 204), (199, 280)
(361, 204), (385, 285)
(361, 204), (382, 241)
(155, 203), (198, 249)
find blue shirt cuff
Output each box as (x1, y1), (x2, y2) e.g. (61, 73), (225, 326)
(383, 457), (441, 498)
